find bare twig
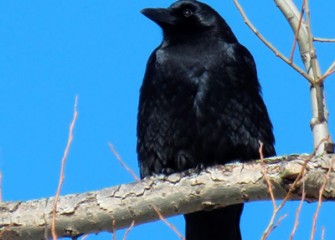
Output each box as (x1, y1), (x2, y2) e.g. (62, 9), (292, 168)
(310, 156), (335, 240)
(122, 220), (135, 240)
(81, 234), (89, 240)
(108, 142), (140, 182)
(321, 226), (325, 240)
(259, 141), (294, 239)
(108, 143), (183, 238)
(326, 61), (335, 74)
(274, 214), (288, 230)
(289, 181), (306, 240)
(112, 219), (116, 240)
(259, 142), (276, 209)
(319, 61), (335, 82)
(232, 0), (313, 83)
(52, 96), (79, 240)
(325, 61), (335, 76)
(261, 137), (329, 239)
(260, 140), (280, 239)
(152, 205), (185, 240)
(314, 37), (335, 43)
(304, 0), (319, 83)
(289, 0), (305, 62)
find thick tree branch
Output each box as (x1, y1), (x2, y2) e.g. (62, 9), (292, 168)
(0, 154), (334, 240)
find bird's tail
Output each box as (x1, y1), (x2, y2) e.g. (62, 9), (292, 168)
(184, 204), (243, 240)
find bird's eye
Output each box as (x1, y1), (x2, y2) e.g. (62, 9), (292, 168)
(183, 8), (193, 17)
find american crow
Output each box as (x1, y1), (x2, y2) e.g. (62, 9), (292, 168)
(137, 1), (275, 239)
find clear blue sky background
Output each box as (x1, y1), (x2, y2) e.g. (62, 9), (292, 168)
(0, 0), (334, 239)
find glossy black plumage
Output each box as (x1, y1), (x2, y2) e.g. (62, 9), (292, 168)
(137, 1), (275, 239)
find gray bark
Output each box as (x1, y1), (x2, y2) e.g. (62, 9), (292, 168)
(0, 154), (334, 240)
(274, 0), (333, 153)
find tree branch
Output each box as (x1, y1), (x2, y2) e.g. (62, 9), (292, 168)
(0, 154), (334, 239)
(232, 0), (313, 83)
(313, 37), (335, 43)
(274, 0), (333, 153)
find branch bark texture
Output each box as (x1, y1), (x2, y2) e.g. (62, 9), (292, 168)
(274, 0), (333, 153)
(0, 154), (334, 239)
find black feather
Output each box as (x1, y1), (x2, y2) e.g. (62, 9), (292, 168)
(137, 1), (275, 239)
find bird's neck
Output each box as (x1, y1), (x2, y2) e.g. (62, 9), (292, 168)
(162, 32), (219, 48)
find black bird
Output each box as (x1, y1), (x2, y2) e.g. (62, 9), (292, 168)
(137, 1), (275, 239)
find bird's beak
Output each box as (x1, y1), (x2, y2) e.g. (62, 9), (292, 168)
(141, 8), (176, 26)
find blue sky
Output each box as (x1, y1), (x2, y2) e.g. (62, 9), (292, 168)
(0, 0), (334, 239)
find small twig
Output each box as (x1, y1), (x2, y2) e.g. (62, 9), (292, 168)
(43, 213), (49, 239)
(314, 37), (335, 43)
(321, 226), (325, 240)
(273, 214), (288, 230)
(259, 142), (276, 209)
(108, 143), (140, 182)
(232, 0), (313, 83)
(291, 181), (306, 239)
(287, 136), (329, 195)
(261, 137), (329, 239)
(108, 144), (182, 239)
(310, 156), (335, 240)
(259, 141), (293, 239)
(289, 0), (305, 61)
(325, 61), (335, 75)
(52, 96), (79, 240)
(305, 0), (319, 84)
(319, 70), (335, 83)
(112, 219), (116, 240)
(319, 61), (335, 82)
(80, 234), (89, 240)
(260, 141), (280, 239)
(152, 205), (185, 240)
(289, 181), (306, 240)
(122, 220), (135, 240)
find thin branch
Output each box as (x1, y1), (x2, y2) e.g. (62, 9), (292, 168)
(122, 221), (135, 240)
(321, 227), (325, 240)
(80, 234), (89, 240)
(260, 141), (280, 239)
(304, 0), (319, 83)
(289, 0), (305, 62)
(319, 70), (335, 83)
(108, 143), (140, 182)
(289, 181), (306, 240)
(259, 142), (276, 209)
(273, 214), (288, 231)
(52, 96), (79, 240)
(232, 0), (313, 83)
(319, 61), (335, 82)
(314, 37), (335, 43)
(152, 205), (185, 240)
(261, 137), (328, 239)
(112, 219), (116, 240)
(310, 156), (335, 240)
(108, 143), (183, 239)
(325, 61), (335, 76)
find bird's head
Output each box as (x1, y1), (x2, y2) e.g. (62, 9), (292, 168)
(141, 0), (237, 43)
